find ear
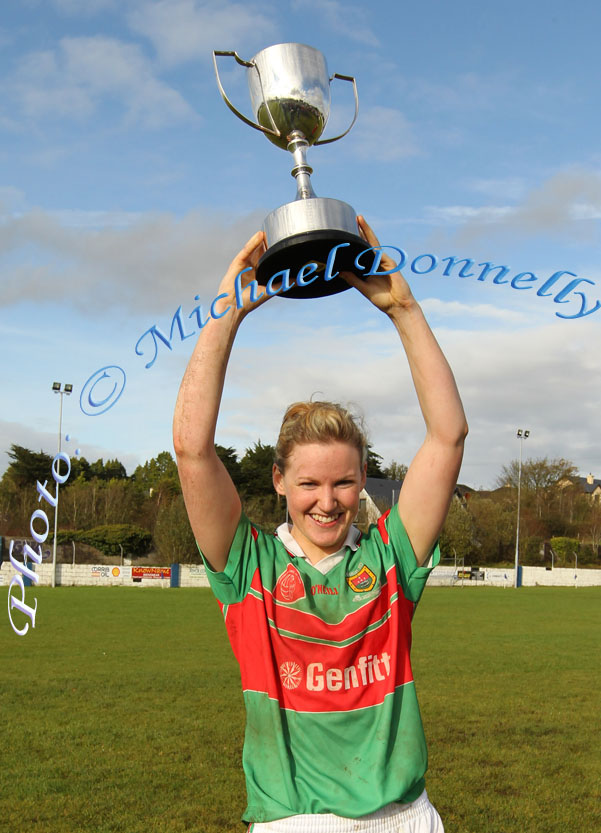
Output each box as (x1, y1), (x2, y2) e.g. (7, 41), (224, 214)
(272, 463), (286, 496)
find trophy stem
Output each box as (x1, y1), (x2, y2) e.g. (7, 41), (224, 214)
(288, 130), (316, 201)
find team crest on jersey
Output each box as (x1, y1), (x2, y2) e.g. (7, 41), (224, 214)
(274, 564), (306, 603)
(346, 564), (377, 593)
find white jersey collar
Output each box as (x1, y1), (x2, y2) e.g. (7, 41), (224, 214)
(275, 523), (361, 575)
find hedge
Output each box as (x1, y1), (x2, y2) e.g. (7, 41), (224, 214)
(56, 524), (152, 557)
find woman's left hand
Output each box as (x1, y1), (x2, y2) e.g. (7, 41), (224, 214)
(342, 215), (415, 315)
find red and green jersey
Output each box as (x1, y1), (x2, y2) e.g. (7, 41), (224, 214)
(201, 507), (439, 823)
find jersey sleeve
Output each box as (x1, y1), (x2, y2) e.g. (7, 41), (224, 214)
(197, 511), (259, 605)
(382, 505), (440, 604)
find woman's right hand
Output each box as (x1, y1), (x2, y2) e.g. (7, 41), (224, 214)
(215, 230), (270, 323)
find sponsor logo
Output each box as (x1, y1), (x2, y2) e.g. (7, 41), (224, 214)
(307, 653), (391, 691)
(346, 564), (377, 593)
(278, 653), (392, 693)
(132, 566), (171, 579)
(279, 661), (302, 690)
(311, 584), (338, 596)
(350, 589), (380, 603)
(274, 564), (306, 604)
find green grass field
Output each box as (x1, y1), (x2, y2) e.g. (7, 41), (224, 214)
(2, 586), (600, 833)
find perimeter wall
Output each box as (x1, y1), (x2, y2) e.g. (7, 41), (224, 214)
(2, 560), (600, 589)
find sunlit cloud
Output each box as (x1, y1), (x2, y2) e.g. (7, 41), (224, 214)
(11, 36), (196, 128)
(349, 106), (419, 161)
(127, 0), (278, 66)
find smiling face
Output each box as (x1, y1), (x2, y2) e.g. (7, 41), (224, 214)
(272, 441), (367, 563)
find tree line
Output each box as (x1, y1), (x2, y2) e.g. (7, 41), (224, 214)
(0, 442), (397, 564)
(1, 444), (599, 567)
(442, 458), (601, 567)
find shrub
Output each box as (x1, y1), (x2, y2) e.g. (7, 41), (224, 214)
(549, 536), (580, 566)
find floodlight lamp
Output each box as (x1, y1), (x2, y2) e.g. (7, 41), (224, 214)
(524, 430), (530, 439)
(517, 429), (523, 438)
(52, 382), (61, 392)
(64, 384), (73, 395)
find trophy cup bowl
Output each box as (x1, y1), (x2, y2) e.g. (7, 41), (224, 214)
(213, 43), (367, 299)
(248, 43), (330, 149)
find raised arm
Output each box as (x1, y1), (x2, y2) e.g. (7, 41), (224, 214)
(173, 231), (268, 572)
(343, 216), (468, 566)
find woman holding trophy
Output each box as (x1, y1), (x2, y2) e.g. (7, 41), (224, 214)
(173, 214), (468, 832)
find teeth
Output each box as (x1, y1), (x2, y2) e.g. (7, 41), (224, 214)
(311, 513), (338, 523)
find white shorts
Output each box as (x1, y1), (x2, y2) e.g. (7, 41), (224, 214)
(248, 791), (444, 833)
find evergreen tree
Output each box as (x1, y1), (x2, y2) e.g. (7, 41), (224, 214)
(366, 444), (385, 477)
(215, 444), (242, 488)
(133, 451), (180, 493)
(88, 458), (127, 481)
(3, 445), (53, 489)
(240, 441), (276, 498)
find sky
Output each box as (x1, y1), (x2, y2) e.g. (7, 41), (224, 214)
(1, 0), (601, 490)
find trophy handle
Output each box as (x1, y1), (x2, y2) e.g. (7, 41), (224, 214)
(313, 74), (359, 146)
(212, 50), (281, 139)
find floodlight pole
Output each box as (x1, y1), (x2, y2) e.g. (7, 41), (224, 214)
(51, 382), (72, 588)
(514, 428), (530, 588)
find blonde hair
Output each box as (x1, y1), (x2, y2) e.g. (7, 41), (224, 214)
(274, 401), (368, 472)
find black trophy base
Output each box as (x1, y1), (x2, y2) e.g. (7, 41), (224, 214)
(256, 229), (369, 299)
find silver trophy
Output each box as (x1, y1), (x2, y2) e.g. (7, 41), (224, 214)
(213, 42), (366, 299)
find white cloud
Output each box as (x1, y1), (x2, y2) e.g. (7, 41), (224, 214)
(0, 420), (140, 478)
(12, 36), (196, 128)
(420, 297), (529, 324)
(127, 0), (278, 66)
(48, 209), (146, 229)
(0, 112), (23, 132)
(432, 320), (601, 486)
(426, 169), (601, 242)
(466, 176), (527, 201)
(570, 203), (601, 221)
(217, 313), (601, 490)
(24, 144), (74, 169)
(0, 26), (15, 49)
(509, 170), (601, 232)
(0, 204), (264, 314)
(0, 187), (26, 213)
(50, 0), (119, 12)
(290, 0), (379, 47)
(425, 205), (513, 224)
(349, 106), (419, 162)
(407, 72), (514, 113)
(4, 295), (599, 489)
